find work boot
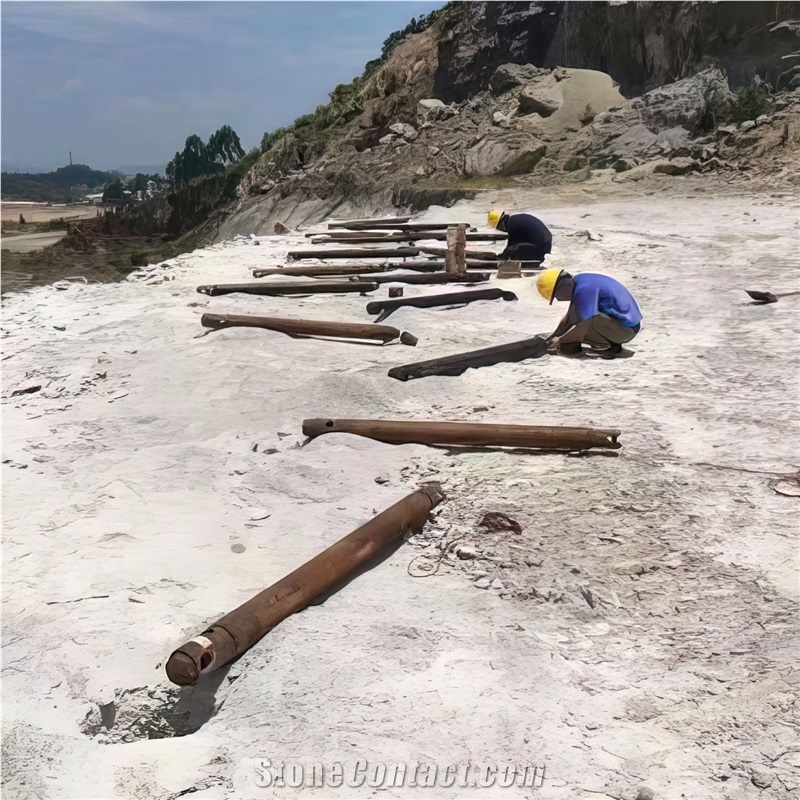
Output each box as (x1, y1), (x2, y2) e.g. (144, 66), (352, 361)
(555, 342), (584, 357)
(586, 344), (630, 359)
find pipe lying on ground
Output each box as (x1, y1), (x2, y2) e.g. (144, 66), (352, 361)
(165, 483), (445, 686)
(744, 289), (800, 304)
(252, 262), (490, 279)
(252, 264), (390, 278)
(327, 216), (411, 228)
(366, 287), (517, 322)
(329, 222), (472, 231)
(418, 245), (499, 261)
(311, 232), (508, 245)
(196, 281), (379, 297)
(200, 313), (418, 345)
(306, 230), (397, 240)
(346, 272), (489, 286)
(388, 335), (551, 381)
(287, 247), (420, 261)
(311, 234), (417, 245)
(303, 418), (621, 451)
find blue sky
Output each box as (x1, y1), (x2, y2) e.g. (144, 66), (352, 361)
(1, 1), (443, 173)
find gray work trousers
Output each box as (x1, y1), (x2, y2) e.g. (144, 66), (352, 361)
(562, 313), (640, 346)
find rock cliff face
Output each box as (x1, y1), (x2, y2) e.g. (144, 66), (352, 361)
(215, 1), (800, 240)
(435, 1), (800, 101)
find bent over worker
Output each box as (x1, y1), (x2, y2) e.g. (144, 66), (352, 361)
(488, 209), (552, 263)
(536, 268), (642, 359)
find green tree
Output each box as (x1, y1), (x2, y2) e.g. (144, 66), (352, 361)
(102, 178), (124, 201)
(131, 173), (149, 192)
(207, 125), (245, 167)
(166, 126), (245, 187)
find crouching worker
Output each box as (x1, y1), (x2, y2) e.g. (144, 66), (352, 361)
(488, 209), (552, 263)
(536, 269), (642, 358)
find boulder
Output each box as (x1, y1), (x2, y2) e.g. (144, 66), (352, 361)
(389, 122), (419, 141)
(739, 120), (757, 131)
(613, 158), (637, 172)
(417, 98), (457, 123)
(378, 133), (396, 146)
(629, 67), (734, 132)
(652, 157), (700, 175)
(464, 139), (511, 176)
(563, 155), (588, 171)
(499, 145), (547, 176)
(489, 63), (549, 95)
(518, 86), (562, 117)
(607, 123), (659, 154)
(750, 770), (774, 789)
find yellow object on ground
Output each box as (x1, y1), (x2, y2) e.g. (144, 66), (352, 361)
(536, 268), (564, 304)
(487, 209), (503, 229)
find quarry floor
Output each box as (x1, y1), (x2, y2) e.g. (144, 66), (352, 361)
(2, 176), (798, 800)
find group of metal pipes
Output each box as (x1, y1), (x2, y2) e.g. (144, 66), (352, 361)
(166, 419), (621, 686)
(168, 217), (621, 687)
(195, 216), (542, 369)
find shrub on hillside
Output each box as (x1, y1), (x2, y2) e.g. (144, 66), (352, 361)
(731, 84), (773, 122)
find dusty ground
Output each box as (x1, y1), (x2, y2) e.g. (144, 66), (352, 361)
(2, 176), (798, 800)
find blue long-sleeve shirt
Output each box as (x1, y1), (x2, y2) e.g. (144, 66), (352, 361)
(571, 273), (642, 328)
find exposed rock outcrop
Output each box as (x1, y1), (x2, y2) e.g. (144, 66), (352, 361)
(434, 1), (800, 101)
(220, 1), (800, 239)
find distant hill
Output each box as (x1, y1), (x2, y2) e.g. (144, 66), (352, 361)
(114, 165), (166, 177)
(1, 164), (121, 203)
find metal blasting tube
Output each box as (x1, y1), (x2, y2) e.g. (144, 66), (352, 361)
(165, 484), (444, 686)
(302, 418), (621, 451)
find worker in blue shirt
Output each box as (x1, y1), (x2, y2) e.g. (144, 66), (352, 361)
(488, 209), (552, 263)
(536, 268), (642, 358)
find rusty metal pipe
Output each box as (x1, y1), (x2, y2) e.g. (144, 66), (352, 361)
(418, 245), (499, 261)
(252, 265), (390, 278)
(196, 281), (378, 296)
(287, 247), (420, 261)
(388, 336), (552, 381)
(306, 230), (397, 239)
(302, 419), (621, 451)
(311, 232), (508, 244)
(327, 216), (411, 228)
(346, 272), (489, 286)
(165, 484), (444, 686)
(366, 288), (517, 322)
(329, 222), (470, 231)
(200, 313), (417, 345)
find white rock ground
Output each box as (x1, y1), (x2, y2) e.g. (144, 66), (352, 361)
(2, 177), (799, 800)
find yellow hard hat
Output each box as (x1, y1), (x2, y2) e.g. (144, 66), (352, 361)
(535, 268), (564, 304)
(487, 209), (503, 229)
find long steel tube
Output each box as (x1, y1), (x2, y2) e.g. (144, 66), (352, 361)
(200, 313), (417, 345)
(252, 264), (391, 278)
(196, 281), (378, 296)
(302, 418), (621, 451)
(327, 216), (411, 228)
(366, 288), (517, 322)
(388, 336), (551, 380)
(165, 484), (444, 686)
(287, 247), (420, 261)
(346, 272), (489, 286)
